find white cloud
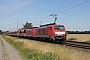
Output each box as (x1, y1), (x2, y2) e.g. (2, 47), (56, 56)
(0, 0), (33, 11)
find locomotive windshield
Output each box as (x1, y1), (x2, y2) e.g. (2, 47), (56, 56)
(54, 26), (65, 30)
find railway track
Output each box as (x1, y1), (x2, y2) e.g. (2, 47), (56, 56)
(18, 37), (90, 50)
(5, 36), (90, 50)
(64, 41), (90, 49)
(34, 38), (90, 50)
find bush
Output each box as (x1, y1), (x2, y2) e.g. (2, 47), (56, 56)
(68, 38), (77, 41)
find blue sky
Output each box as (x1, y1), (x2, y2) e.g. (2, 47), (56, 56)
(0, 0), (90, 31)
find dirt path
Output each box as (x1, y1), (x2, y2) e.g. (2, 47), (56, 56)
(0, 36), (24, 60)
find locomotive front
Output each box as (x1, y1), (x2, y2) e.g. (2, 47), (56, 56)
(54, 25), (66, 42)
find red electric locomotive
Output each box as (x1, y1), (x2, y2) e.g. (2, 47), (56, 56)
(36, 23), (66, 42)
(26, 27), (38, 39)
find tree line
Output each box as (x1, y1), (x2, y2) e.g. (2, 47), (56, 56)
(67, 31), (90, 34)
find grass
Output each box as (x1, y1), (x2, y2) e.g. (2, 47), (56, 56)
(68, 37), (90, 43)
(2, 35), (90, 60)
(67, 34), (90, 43)
(2, 36), (56, 60)
(67, 34), (90, 40)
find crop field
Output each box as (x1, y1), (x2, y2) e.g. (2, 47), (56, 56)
(3, 36), (90, 60)
(67, 34), (90, 42)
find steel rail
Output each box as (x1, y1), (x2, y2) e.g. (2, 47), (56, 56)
(65, 41), (90, 49)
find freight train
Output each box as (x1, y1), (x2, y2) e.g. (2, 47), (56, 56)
(6, 23), (67, 42)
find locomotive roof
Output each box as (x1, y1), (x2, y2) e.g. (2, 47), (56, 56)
(40, 23), (56, 27)
(32, 27), (38, 28)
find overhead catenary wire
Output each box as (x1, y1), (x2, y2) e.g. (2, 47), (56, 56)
(56, 0), (90, 14)
(49, 0), (90, 21)
(58, 9), (90, 19)
(50, 0), (79, 14)
(34, 0), (79, 22)
(43, 0), (90, 21)
(59, 5), (90, 16)
(34, 0), (90, 24)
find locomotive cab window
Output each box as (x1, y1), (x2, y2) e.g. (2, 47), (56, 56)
(54, 26), (65, 30)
